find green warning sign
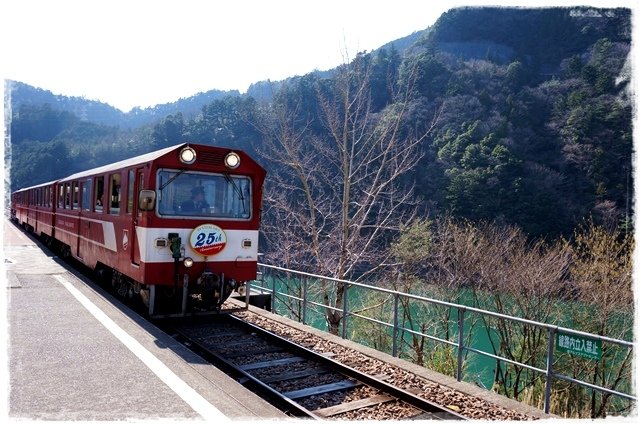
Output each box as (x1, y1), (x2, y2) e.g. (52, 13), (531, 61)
(556, 332), (602, 360)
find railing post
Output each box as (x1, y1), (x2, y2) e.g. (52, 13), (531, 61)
(456, 307), (465, 381)
(271, 272), (276, 313)
(392, 293), (399, 357)
(544, 327), (556, 414)
(302, 276), (308, 325)
(341, 282), (348, 339)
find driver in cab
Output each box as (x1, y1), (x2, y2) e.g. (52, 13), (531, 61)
(181, 186), (210, 213)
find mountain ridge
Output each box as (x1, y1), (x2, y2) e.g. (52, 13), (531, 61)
(10, 6), (630, 130)
(6, 23), (430, 128)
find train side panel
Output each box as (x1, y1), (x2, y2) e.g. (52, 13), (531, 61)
(12, 182), (57, 240)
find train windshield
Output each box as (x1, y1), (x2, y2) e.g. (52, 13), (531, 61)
(156, 170), (251, 219)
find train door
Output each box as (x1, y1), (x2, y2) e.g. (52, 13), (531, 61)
(129, 168), (144, 266)
(27, 189), (35, 229)
(33, 188), (39, 234)
(77, 178), (92, 260)
(71, 181), (82, 259)
(34, 188), (40, 234)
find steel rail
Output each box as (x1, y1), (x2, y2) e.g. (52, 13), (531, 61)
(173, 315), (468, 420)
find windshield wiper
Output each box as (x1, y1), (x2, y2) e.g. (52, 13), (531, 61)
(160, 169), (186, 191)
(224, 173), (247, 214)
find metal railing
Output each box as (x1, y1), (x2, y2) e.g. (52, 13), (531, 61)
(252, 263), (635, 415)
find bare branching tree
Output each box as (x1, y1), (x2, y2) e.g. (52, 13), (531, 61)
(258, 53), (439, 334)
(561, 220), (634, 418)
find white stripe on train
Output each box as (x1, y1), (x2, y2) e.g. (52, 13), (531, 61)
(135, 227), (258, 263)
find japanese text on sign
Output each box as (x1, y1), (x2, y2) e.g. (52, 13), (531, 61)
(556, 332), (602, 360)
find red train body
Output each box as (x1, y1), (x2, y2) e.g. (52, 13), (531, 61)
(11, 143), (266, 317)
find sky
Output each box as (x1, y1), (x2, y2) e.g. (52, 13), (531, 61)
(2, 0), (636, 112)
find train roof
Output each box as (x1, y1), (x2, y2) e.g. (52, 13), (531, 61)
(13, 143), (262, 193)
(12, 145), (184, 192)
(13, 179), (60, 193)
(60, 143), (185, 182)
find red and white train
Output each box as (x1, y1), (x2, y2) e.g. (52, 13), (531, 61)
(11, 143), (266, 317)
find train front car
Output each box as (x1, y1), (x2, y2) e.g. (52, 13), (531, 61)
(139, 144), (266, 317)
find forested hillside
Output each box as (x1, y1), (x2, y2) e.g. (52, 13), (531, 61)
(9, 81), (238, 128)
(7, 6), (632, 239)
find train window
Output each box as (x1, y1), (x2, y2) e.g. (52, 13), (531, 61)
(82, 178), (92, 211)
(95, 176), (104, 212)
(156, 169), (252, 219)
(127, 169), (134, 214)
(65, 183), (72, 209)
(58, 185), (65, 208)
(109, 173), (121, 215)
(137, 171), (144, 216)
(72, 182), (79, 209)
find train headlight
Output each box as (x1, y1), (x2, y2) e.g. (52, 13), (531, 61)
(224, 152), (240, 169)
(179, 146), (197, 165)
(183, 257), (194, 268)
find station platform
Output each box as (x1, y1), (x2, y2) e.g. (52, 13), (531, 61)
(2, 219), (288, 421)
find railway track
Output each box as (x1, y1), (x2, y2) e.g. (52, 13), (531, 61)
(168, 315), (467, 420)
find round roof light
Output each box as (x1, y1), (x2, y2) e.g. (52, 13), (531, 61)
(179, 146), (196, 165)
(225, 152), (240, 169)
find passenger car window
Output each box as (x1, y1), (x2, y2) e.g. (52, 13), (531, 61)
(82, 178), (92, 211)
(109, 173), (121, 215)
(95, 176), (104, 212)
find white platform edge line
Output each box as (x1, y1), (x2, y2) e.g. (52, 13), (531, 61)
(53, 274), (224, 421)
